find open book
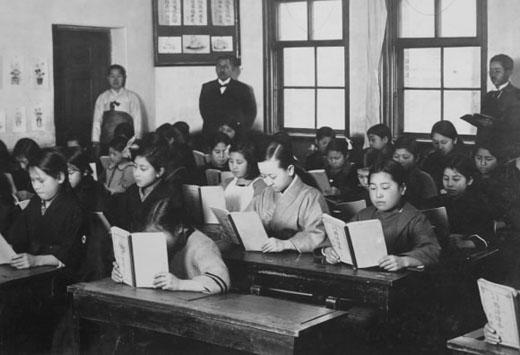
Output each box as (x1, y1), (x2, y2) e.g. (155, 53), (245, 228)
(478, 278), (520, 349)
(309, 169), (332, 194)
(0, 234), (16, 264)
(211, 207), (269, 251)
(111, 227), (169, 288)
(205, 169), (234, 186)
(182, 185), (226, 224)
(322, 214), (387, 269)
(460, 113), (496, 128)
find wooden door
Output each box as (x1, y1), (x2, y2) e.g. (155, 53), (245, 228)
(53, 26), (110, 146)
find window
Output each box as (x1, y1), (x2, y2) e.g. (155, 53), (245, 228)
(264, 0), (348, 134)
(394, 0), (486, 137)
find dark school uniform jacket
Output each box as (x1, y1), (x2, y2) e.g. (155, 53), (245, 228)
(7, 190), (85, 275)
(352, 202), (440, 266)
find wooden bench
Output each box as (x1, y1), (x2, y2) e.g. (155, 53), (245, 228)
(68, 278), (349, 354)
(447, 328), (520, 354)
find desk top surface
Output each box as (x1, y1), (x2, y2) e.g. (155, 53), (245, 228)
(447, 329), (520, 355)
(0, 265), (59, 288)
(199, 225), (410, 287)
(223, 248), (410, 286)
(69, 278), (346, 336)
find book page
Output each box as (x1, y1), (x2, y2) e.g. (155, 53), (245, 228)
(478, 278), (520, 349)
(230, 211), (269, 251)
(347, 219), (387, 268)
(200, 186), (226, 224)
(110, 227), (134, 286)
(0, 233), (16, 264)
(322, 214), (352, 265)
(182, 185), (203, 224)
(130, 233), (169, 288)
(309, 169), (331, 193)
(205, 169), (222, 186)
(211, 207), (241, 245)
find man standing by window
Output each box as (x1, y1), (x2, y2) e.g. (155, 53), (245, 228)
(199, 55), (257, 139)
(480, 54), (520, 156)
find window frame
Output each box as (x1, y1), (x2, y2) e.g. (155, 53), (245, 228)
(390, 0), (488, 140)
(263, 0), (350, 136)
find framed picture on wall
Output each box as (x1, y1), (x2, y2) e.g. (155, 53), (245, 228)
(152, 0), (241, 66)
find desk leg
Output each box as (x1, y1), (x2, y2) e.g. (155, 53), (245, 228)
(71, 300), (82, 355)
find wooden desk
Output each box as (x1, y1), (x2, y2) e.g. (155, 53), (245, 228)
(447, 328), (520, 354)
(0, 265), (62, 352)
(69, 279), (348, 354)
(223, 249), (414, 317)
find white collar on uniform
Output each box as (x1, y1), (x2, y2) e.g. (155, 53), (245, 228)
(218, 78), (231, 86)
(496, 81), (510, 91)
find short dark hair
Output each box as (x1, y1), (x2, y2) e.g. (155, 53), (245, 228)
(134, 133), (171, 173)
(394, 135), (419, 158)
(156, 123), (175, 142)
(490, 54), (514, 72)
(210, 132), (232, 150)
(316, 126), (336, 141)
(114, 122), (134, 140)
(216, 55), (240, 68)
(12, 138), (40, 161)
(325, 138), (349, 156)
(28, 148), (71, 191)
(430, 120), (459, 140)
(65, 147), (92, 175)
(444, 154), (476, 181)
(367, 124), (392, 141)
(369, 159), (406, 186)
(108, 136), (129, 152)
(108, 64), (126, 77)
(229, 141), (260, 180)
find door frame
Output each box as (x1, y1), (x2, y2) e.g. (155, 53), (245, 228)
(52, 24), (112, 145)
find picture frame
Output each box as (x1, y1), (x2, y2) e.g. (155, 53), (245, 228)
(152, 0), (241, 66)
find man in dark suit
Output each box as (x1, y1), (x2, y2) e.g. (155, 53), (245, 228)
(199, 55), (257, 139)
(482, 54), (520, 119)
(479, 54), (520, 154)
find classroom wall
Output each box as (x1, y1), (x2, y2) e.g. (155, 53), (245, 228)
(154, 0), (264, 134)
(487, 0), (520, 89)
(0, 0), (154, 149)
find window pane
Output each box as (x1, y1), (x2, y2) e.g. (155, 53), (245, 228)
(439, 0), (477, 37)
(284, 89), (315, 128)
(317, 47), (344, 87)
(284, 48), (315, 87)
(404, 90), (441, 133)
(444, 47), (480, 88)
(278, 2), (308, 41)
(444, 90), (479, 135)
(317, 89), (345, 130)
(404, 48), (441, 87)
(312, 0), (342, 40)
(399, 0), (435, 38)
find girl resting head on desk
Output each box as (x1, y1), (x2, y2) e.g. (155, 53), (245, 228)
(8, 149), (84, 271)
(111, 198), (230, 294)
(323, 159), (441, 271)
(248, 141), (329, 253)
